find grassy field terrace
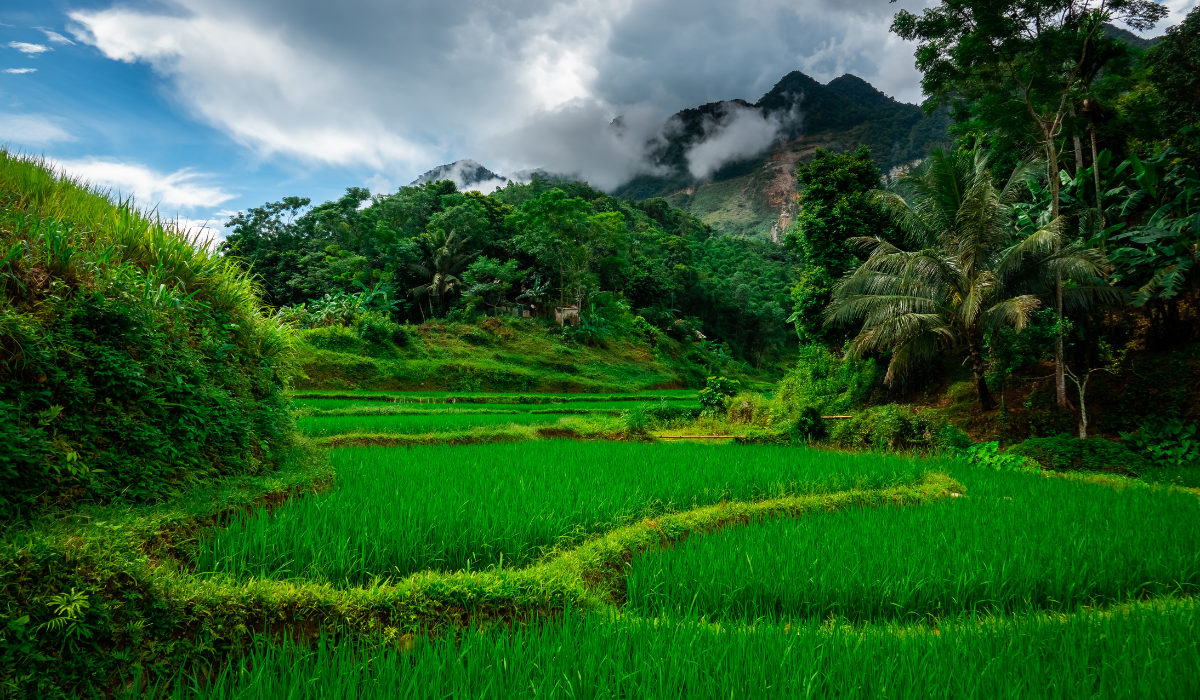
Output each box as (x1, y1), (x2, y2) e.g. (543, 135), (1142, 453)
(8, 396), (1200, 698)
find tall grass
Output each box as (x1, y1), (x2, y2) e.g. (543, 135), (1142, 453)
(137, 601), (1200, 699)
(628, 466), (1200, 622)
(0, 151), (285, 349)
(198, 443), (931, 584)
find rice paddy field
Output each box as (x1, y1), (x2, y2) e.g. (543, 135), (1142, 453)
(297, 412), (568, 436)
(290, 389), (697, 404)
(293, 398), (682, 415)
(198, 442), (931, 583)
(134, 601), (1200, 699)
(172, 405), (1200, 699)
(627, 466), (1200, 623)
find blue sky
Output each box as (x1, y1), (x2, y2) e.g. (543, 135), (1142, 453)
(2, 0), (1194, 242)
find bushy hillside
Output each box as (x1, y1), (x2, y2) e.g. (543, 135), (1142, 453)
(290, 314), (775, 393)
(0, 151), (296, 521)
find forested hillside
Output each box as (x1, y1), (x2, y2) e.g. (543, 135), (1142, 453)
(221, 177), (796, 386)
(769, 1), (1200, 458)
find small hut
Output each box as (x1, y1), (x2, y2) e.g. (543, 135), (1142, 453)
(555, 305), (580, 326)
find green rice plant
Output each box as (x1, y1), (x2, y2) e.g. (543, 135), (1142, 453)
(627, 465), (1200, 623)
(136, 600), (1200, 700)
(290, 390), (697, 403)
(296, 412), (566, 436)
(198, 443), (932, 584)
(292, 398), (687, 414)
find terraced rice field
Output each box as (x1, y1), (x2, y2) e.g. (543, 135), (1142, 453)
(136, 600), (1200, 699)
(198, 442), (931, 583)
(293, 398), (687, 414)
(627, 466), (1200, 622)
(180, 431), (1200, 698)
(296, 411), (568, 436)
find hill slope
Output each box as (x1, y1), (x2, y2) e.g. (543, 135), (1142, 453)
(0, 151), (296, 520)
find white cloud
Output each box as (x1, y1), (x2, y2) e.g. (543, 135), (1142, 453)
(67, 0), (935, 188)
(3, 68), (37, 74)
(0, 113), (75, 145)
(683, 102), (789, 179)
(487, 100), (670, 190)
(168, 216), (228, 251)
(38, 29), (76, 45)
(9, 42), (50, 55)
(53, 158), (236, 211)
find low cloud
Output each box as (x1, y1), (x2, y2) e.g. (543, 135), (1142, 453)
(0, 113), (75, 145)
(489, 100), (669, 191)
(54, 158), (236, 211)
(3, 68), (37, 74)
(682, 102), (793, 179)
(9, 42), (50, 55)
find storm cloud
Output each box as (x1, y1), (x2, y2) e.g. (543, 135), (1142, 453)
(61, 0), (1002, 191)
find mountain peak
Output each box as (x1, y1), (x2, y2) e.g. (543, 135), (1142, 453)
(410, 159), (507, 190)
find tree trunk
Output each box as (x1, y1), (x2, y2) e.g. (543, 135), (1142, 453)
(1089, 116), (1103, 230)
(1076, 372), (1090, 439)
(1047, 140), (1069, 408)
(1069, 103), (1085, 178)
(969, 342), (994, 411)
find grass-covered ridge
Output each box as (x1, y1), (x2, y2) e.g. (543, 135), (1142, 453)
(293, 315), (706, 392)
(0, 150), (296, 520)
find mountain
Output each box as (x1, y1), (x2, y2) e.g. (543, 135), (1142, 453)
(613, 71), (949, 240)
(1104, 23), (1163, 50)
(410, 159), (507, 190)
(409, 72), (947, 240)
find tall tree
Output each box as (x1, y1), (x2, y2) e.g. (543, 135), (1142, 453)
(786, 146), (891, 345)
(891, 0), (1168, 407)
(826, 145), (1117, 410)
(1145, 5), (1200, 150)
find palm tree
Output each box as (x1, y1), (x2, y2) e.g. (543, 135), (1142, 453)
(408, 229), (472, 319)
(824, 144), (1119, 410)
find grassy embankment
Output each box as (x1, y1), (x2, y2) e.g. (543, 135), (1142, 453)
(0, 150), (299, 521)
(292, 316), (746, 393)
(287, 391), (709, 447)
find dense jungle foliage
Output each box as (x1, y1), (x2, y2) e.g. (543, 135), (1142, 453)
(768, 4), (1200, 444)
(0, 152), (295, 522)
(220, 177), (795, 371)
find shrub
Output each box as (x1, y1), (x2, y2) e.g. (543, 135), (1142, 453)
(828, 404), (970, 453)
(699, 376), (739, 413)
(962, 441), (1040, 472)
(1122, 417), (1200, 469)
(774, 345), (877, 415)
(726, 392), (774, 428)
(645, 401), (703, 424)
(789, 405), (827, 443)
(301, 325), (363, 353)
(1007, 436), (1151, 476)
(353, 311), (399, 345)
